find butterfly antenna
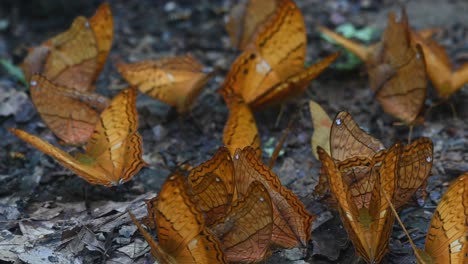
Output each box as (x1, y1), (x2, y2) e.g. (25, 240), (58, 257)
(380, 186), (426, 263)
(268, 119), (293, 168)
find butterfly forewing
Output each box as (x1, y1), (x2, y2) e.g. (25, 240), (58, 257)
(233, 147), (314, 248)
(424, 173), (468, 263)
(211, 181), (273, 262)
(144, 173), (226, 263)
(187, 147), (235, 225)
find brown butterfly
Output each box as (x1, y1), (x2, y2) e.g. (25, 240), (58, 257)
(317, 143), (402, 263)
(220, 0), (339, 110)
(221, 89), (261, 159)
(411, 31), (468, 99)
(224, 0), (279, 50)
(316, 112), (433, 209)
(319, 9), (427, 125)
(186, 147), (235, 226)
(21, 3), (113, 92)
(210, 181), (273, 263)
(233, 146), (315, 248)
(117, 55), (213, 113)
(367, 9), (427, 125)
(129, 172), (226, 263)
(28, 74), (109, 145)
(9, 87), (145, 186)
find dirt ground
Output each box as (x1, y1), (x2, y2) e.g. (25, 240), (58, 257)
(0, 0), (467, 263)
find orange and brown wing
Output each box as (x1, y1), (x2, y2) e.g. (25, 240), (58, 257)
(424, 173), (468, 263)
(29, 74), (106, 145)
(330, 111), (385, 161)
(317, 147), (369, 259)
(222, 93), (261, 158)
(250, 52), (339, 109)
(89, 3), (113, 82)
(367, 143), (401, 263)
(84, 87), (145, 185)
(211, 181), (273, 262)
(233, 146), (314, 248)
(367, 9), (427, 125)
(224, 0), (278, 50)
(146, 172), (226, 263)
(394, 137), (433, 209)
(43, 16), (100, 92)
(8, 128), (117, 186)
(187, 147), (235, 225)
(117, 55), (211, 113)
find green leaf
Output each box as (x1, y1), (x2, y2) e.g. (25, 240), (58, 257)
(0, 59), (27, 87)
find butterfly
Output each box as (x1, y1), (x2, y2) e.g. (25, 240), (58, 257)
(210, 181), (273, 263)
(9, 87), (146, 186)
(411, 31), (468, 99)
(367, 9), (427, 125)
(186, 147), (235, 226)
(316, 111), (433, 210)
(117, 54), (213, 113)
(233, 146), (315, 248)
(129, 172), (226, 263)
(418, 173), (468, 263)
(21, 3), (113, 92)
(317, 142), (402, 263)
(387, 173), (468, 263)
(220, 0), (339, 110)
(224, 0), (279, 50)
(220, 90), (261, 158)
(319, 9), (427, 125)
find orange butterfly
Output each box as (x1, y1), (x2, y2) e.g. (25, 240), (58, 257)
(317, 143), (402, 263)
(220, 0), (339, 110)
(367, 9), (427, 125)
(418, 173), (468, 263)
(221, 90), (261, 158)
(129, 172), (226, 263)
(387, 173), (468, 263)
(316, 112), (433, 210)
(9, 88), (145, 186)
(27, 74), (109, 145)
(21, 3), (113, 92)
(233, 146), (315, 248)
(319, 9), (427, 125)
(186, 147), (235, 226)
(411, 31), (468, 99)
(224, 0), (279, 50)
(210, 181), (273, 263)
(117, 55), (213, 113)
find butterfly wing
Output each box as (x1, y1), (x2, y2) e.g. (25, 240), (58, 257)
(394, 137), (433, 209)
(89, 3), (114, 82)
(233, 146), (314, 248)
(146, 173), (226, 263)
(211, 181), (273, 262)
(424, 173), (468, 263)
(330, 111), (385, 161)
(8, 128), (113, 186)
(225, 0), (278, 50)
(43, 16), (100, 92)
(222, 93), (261, 158)
(117, 55), (211, 113)
(84, 87), (145, 185)
(187, 147), (235, 225)
(367, 9), (427, 124)
(29, 74), (106, 145)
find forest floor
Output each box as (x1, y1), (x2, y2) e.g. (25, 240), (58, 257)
(0, 0), (467, 263)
